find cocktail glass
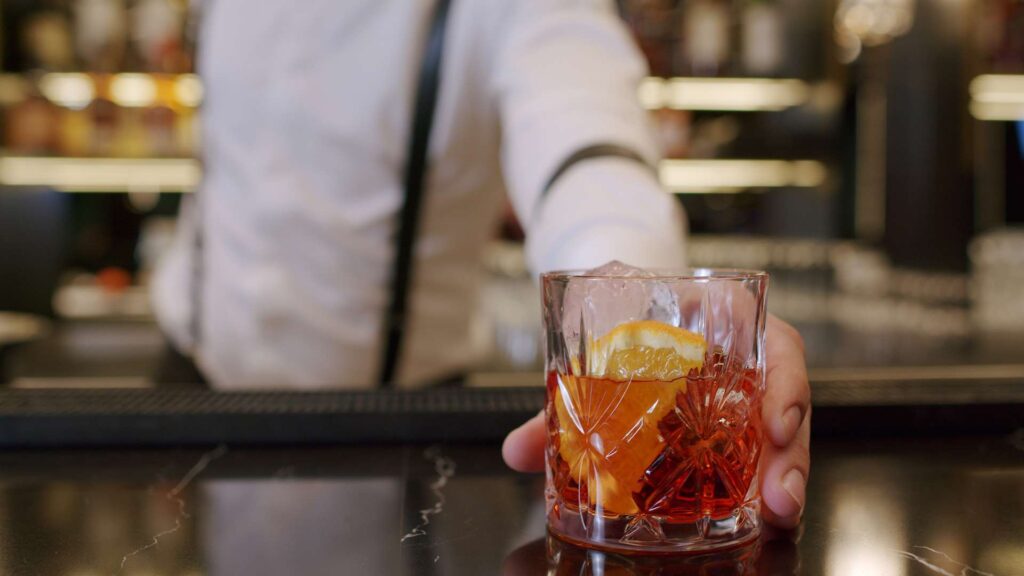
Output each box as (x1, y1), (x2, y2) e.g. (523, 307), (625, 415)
(542, 262), (768, 553)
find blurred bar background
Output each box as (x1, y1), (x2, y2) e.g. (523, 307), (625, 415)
(0, 0), (1021, 385)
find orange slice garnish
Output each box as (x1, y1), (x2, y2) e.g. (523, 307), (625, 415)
(554, 321), (706, 515)
(590, 319), (706, 381)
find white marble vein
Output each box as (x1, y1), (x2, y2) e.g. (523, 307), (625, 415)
(914, 546), (997, 576)
(822, 523), (997, 576)
(889, 545), (998, 576)
(894, 549), (958, 576)
(117, 444), (228, 573)
(400, 446), (456, 543)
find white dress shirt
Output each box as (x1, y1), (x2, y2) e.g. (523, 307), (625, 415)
(152, 0), (687, 389)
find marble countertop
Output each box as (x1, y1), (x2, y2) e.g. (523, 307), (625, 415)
(0, 432), (1021, 575)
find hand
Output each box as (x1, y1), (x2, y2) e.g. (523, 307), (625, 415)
(501, 314), (811, 529)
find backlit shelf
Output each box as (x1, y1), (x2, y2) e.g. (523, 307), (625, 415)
(1, 73), (822, 114)
(970, 75), (1024, 121)
(639, 77), (815, 112)
(0, 156), (827, 195)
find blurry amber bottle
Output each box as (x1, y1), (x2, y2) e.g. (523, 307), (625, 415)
(174, 106), (198, 157)
(74, 0), (129, 72)
(88, 97), (119, 156)
(741, 0), (784, 76)
(112, 107), (151, 157)
(142, 104), (176, 156)
(57, 108), (94, 156)
(621, 0), (677, 78)
(682, 0), (732, 76)
(20, 8), (75, 71)
(6, 96), (58, 153)
(652, 108), (692, 159)
(131, 0), (189, 73)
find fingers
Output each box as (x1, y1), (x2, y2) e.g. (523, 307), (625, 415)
(504, 314), (814, 532)
(502, 411), (546, 473)
(761, 406), (811, 529)
(763, 315), (811, 448)
(761, 315), (812, 529)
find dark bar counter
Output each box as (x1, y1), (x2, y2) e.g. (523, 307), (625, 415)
(0, 431), (1022, 575)
(0, 318), (1022, 575)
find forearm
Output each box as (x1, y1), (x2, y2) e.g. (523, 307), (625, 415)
(492, 0), (686, 273)
(525, 158), (687, 273)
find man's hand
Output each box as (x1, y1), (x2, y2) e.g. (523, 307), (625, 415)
(501, 314), (811, 529)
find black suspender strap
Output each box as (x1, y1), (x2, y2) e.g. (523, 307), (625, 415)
(536, 143), (653, 218)
(378, 0), (453, 387)
(188, 194), (204, 350)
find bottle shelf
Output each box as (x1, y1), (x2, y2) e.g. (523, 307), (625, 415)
(0, 72), (201, 109)
(3, 72), (828, 114)
(639, 77), (818, 112)
(970, 75), (1024, 122)
(0, 155), (827, 195)
(0, 155), (198, 193)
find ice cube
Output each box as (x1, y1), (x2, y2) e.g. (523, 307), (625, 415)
(581, 261), (679, 326)
(558, 261), (681, 374)
(645, 281), (681, 326)
(585, 260), (655, 278)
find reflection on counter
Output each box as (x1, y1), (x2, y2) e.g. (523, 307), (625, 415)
(539, 535), (784, 575)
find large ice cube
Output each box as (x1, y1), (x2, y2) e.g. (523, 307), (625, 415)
(585, 260), (656, 278)
(560, 261), (681, 373)
(646, 280), (681, 325)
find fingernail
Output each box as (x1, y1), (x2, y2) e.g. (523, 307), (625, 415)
(781, 468), (806, 516)
(780, 406), (802, 443)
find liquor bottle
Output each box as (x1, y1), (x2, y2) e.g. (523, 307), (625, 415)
(112, 107), (151, 157)
(20, 8), (75, 71)
(57, 107), (94, 156)
(74, 0), (128, 73)
(652, 108), (691, 159)
(995, 1), (1024, 71)
(621, 0), (676, 77)
(683, 0), (732, 76)
(174, 105), (199, 157)
(6, 95), (58, 153)
(130, 0), (186, 73)
(741, 0), (783, 76)
(142, 104), (176, 156)
(88, 97), (119, 156)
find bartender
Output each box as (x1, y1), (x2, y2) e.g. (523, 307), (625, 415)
(153, 0), (809, 529)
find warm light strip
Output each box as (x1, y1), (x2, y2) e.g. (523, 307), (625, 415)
(970, 75), (1024, 121)
(0, 157), (199, 192)
(3, 72), (206, 109)
(174, 74), (204, 108)
(970, 101), (1024, 121)
(659, 159), (827, 193)
(38, 73), (95, 109)
(0, 157), (825, 195)
(109, 73), (158, 107)
(970, 74), (1024, 102)
(639, 77), (811, 111)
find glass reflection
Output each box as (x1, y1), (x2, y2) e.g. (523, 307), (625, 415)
(823, 462), (907, 575)
(200, 479), (405, 575)
(501, 533), (799, 576)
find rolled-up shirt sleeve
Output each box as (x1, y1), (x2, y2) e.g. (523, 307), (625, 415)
(490, 0), (687, 274)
